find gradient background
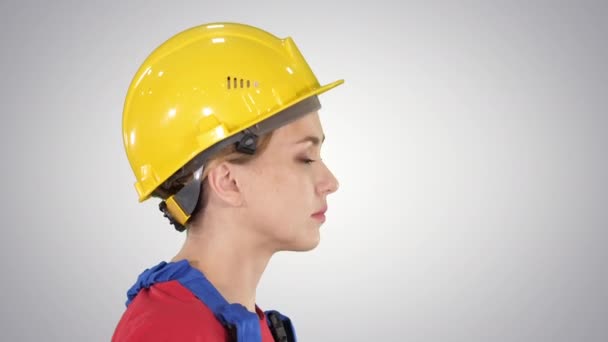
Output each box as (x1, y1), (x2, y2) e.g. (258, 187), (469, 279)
(0, 1), (606, 341)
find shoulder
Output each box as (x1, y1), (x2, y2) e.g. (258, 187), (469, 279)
(112, 280), (228, 342)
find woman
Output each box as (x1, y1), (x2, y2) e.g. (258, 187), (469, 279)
(112, 22), (343, 341)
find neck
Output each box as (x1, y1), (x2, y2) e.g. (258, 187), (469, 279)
(171, 211), (273, 313)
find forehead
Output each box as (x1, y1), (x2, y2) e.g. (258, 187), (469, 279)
(272, 111), (323, 142)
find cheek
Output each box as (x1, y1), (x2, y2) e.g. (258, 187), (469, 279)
(247, 165), (313, 219)
(266, 169), (305, 205)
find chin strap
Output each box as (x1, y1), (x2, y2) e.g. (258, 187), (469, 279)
(159, 167), (204, 231)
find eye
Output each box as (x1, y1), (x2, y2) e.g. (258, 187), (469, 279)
(301, 158), (316, 165)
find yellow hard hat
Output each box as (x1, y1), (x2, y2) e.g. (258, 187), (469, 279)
(122, 22), (343, 229)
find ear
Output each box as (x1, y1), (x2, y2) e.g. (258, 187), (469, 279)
(205, 162), (243, 206)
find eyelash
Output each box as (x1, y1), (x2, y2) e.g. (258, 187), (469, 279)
(300, 158), (316, 165)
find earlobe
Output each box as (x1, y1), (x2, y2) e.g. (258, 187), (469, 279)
(206, 162), (243, 206)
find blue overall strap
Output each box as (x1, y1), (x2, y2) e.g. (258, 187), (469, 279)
(125, 260), (262, 342)
(265, 310), (297, 342)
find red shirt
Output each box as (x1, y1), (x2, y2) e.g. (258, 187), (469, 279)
(112, 280), (275, 341)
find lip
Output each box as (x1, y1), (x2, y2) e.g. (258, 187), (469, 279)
(312, 206), (327, 216)
(311, 206), (327, 222)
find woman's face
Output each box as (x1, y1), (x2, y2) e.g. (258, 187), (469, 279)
(237, 111), (339, 252)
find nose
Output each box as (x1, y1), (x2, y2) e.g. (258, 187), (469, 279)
(316, 161), (339, 195)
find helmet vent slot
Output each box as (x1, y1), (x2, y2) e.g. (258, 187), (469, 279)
(227, 76), (258, 89)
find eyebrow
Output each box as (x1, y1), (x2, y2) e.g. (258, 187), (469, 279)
(295, 134), (325, 146)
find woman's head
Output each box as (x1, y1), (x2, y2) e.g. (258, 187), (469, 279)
(121, 22), (343, 243)
(189, 110), (338, 251)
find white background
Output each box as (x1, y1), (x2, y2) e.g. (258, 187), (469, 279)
(0, 1), (606, 341)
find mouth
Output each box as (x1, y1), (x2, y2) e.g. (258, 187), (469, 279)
(311, 206), (327, 222)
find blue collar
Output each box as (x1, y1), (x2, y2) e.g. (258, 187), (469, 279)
(125, 260), (296, 342)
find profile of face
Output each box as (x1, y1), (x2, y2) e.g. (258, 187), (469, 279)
(232, 111), (339, 252)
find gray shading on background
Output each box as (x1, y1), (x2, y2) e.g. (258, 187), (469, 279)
(0, 0), (606, 341)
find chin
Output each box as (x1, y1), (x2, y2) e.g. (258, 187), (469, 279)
(279, 232), (321, 252)
(291, 232), (321, 252)
(294, 240), (320, 252)
(274, 221), (322, 252)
